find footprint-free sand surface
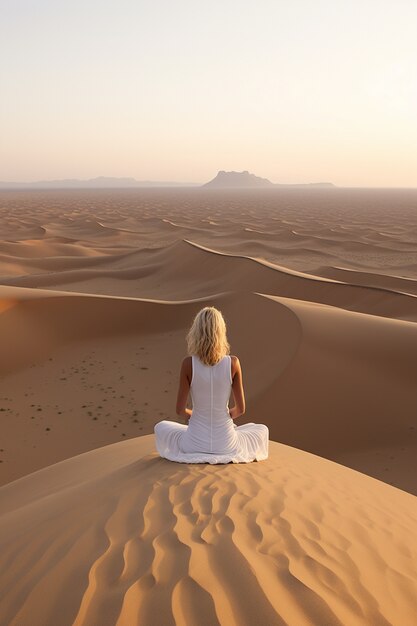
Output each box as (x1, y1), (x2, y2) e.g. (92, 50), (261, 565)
(1, 435), (417, 626)
(0, 187), (416, 625)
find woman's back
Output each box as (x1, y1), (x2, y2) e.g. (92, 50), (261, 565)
(181, 354), (238, 454)
(189, 354), (232, 418)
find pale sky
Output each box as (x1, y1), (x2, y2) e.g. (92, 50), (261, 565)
(1, 0), (417, 186)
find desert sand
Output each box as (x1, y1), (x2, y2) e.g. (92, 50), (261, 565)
(1, 436), (417, 625)
(0, 188), (416, 491)
(0, 187), (416, 625)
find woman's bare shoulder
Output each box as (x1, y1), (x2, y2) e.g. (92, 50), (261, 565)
(230, 355), (241, 375)
(182, 356), (192, 383)
(182, 355), (192, 370)
(181, 355), (192, 371)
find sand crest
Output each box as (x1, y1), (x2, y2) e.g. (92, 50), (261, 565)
(0, 435), (416, 626)
(1, 280), (416, 493)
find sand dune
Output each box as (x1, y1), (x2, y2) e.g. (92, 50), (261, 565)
(0, 281), (416, 494)
(316, 265), (417, 296)
(1, 435), (416, 626)
(0, 188), (416, 496)
(2, 187), (416, 625)
(2, 238), (416, 322)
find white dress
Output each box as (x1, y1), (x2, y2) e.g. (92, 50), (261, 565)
(154, 354), (269, 464)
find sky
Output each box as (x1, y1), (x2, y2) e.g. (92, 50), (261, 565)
(1, 0), (417, 187)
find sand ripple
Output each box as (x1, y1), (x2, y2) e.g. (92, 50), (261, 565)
(0, 436), (416, 626)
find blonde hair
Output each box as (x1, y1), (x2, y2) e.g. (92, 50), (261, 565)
(186, 307), (230, 366)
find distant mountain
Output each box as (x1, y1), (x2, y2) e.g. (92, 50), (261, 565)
(0, 172), (335, 190)
(203, 170), (275, 188)
(202, 170), (335, 188)
(0, 176), (200, 190)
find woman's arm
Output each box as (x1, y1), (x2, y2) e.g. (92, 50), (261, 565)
(229, 356), (246, 420)
(176, 357), (192, 422)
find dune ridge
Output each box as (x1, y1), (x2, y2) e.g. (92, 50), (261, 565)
(1, 436), (416, 626)
(0, 188), (416, 493)
(2, 238), (416, 322)
(0, 282), (416, 494)
(1, 188), (417, 625)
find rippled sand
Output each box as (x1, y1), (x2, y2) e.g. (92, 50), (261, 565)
(1, 188), (416, 625)
(1, 436), (417, 626)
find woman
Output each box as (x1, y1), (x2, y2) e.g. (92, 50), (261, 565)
(154, 306), (269, 463)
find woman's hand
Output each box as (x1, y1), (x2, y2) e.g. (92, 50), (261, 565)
(183, 408), (192, 424)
